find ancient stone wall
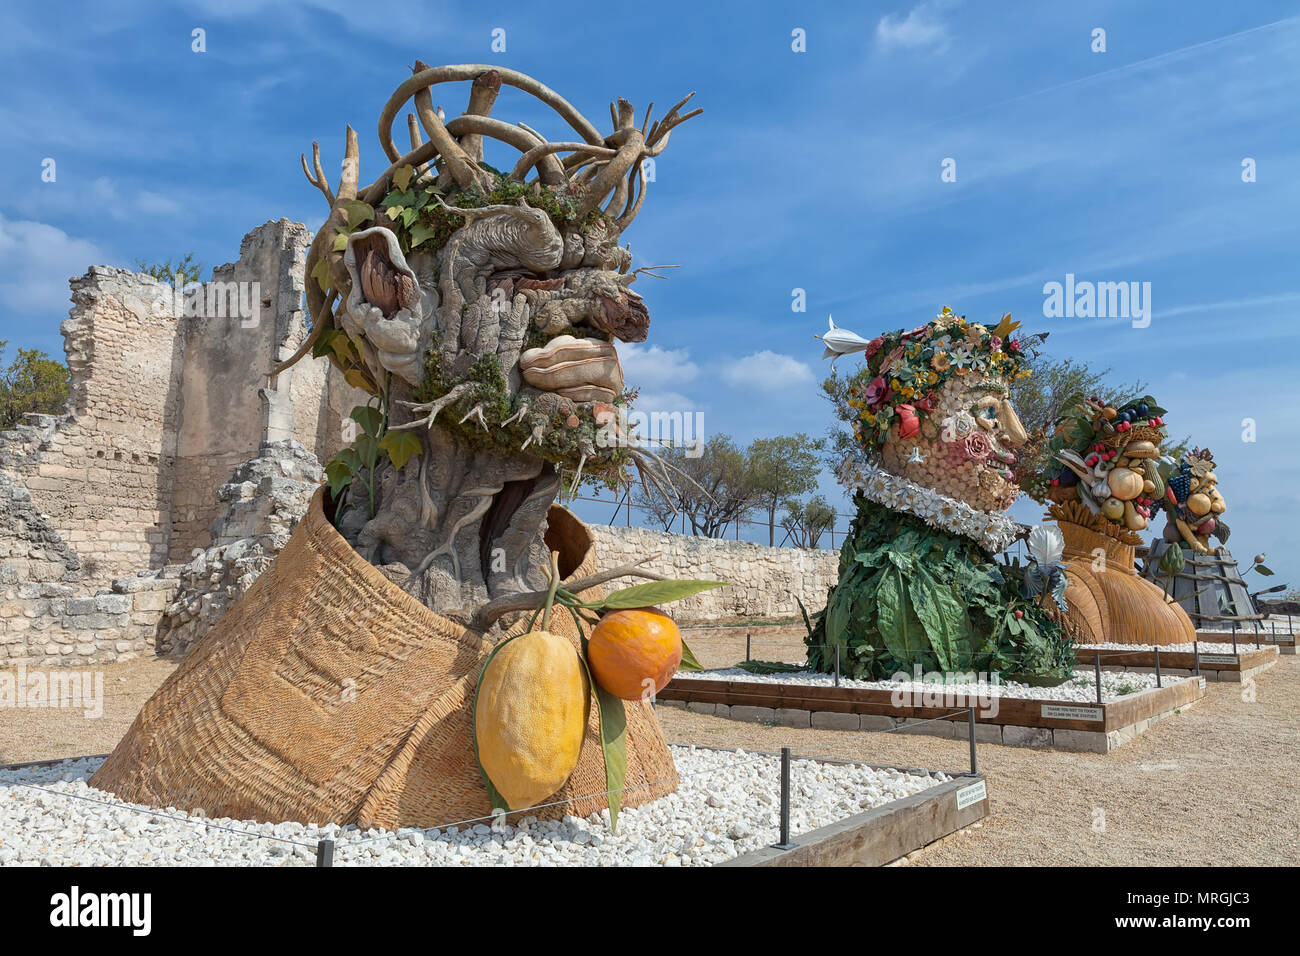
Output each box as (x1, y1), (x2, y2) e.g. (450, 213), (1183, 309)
(0, 267), (183, 583)
(586, 525), (839, 623)
(167, 219), (363, 559)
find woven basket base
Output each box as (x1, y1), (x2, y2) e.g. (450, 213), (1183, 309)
(90, 490), (678, 828)
(1058, 520), (1196, 646)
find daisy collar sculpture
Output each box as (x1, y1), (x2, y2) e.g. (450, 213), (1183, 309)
(807, 308), (1073, 683)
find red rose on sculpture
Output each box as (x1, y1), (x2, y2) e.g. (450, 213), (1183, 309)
(963, 431), (993, 461)
(864, 335), (885, 359)
(1006, 338), (1022, 355)
(896, 404), (919, 439)
(864, 376), (891, 408)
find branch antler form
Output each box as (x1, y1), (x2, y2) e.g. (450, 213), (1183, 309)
(392, 383), (475, 431)
(411, 59), (485, 189)
(469, 554), (667, 632)
(300, 142), (335, 206)
(568, 92), (702, 224)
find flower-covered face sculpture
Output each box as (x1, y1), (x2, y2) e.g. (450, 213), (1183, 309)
(1161, 447), (1228, 553)
(832, 308), (1033, 513)
(879, 374), (1027, 512)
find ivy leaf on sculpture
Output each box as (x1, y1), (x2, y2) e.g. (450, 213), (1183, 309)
(349, 405), (383, 438)
(379, 430), (422, 470)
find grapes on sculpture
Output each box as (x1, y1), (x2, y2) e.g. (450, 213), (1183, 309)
(1141, 448), (1270, 629)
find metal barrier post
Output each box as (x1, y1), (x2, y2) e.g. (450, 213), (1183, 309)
(745, 632), (751, 662)
(1094, 653), (1103, 705)
(968, 708), (978, 774)
(834, 644), (841, 688)
(773, 747), (796, 850)
(316, 838), (334, 867)
(1154, 646), (1162, 688)
(1193, 637), (1200, 676)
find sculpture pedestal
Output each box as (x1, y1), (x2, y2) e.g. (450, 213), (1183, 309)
(1058, 520), (1196, 646)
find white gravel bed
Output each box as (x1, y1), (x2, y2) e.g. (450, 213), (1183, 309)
(1078, 640), (1273, 655)
(685, 666), (1184, 702)
(0, 749), (949, 867)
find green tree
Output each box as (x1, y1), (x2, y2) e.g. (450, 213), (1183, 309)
(781, 494), (836, 548)
(0, 341), (70, 429)
(133, 252), (207, 285)
(631, 433), (758, 537)
(748, 433), (825, 545)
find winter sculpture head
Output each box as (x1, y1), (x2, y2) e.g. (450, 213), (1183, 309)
(1161, 447), (1228, 553)
(284, 63), (700, 619)
(826, 308), (1031, 513)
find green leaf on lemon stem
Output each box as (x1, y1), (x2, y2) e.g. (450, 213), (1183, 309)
(600, 579), (728, 610)
(578, 636), (628, 833)
(471, 633), (524, 813)
(679, 637), (703, 672)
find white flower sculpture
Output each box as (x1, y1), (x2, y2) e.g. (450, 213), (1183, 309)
(839, 459), (1021, 553)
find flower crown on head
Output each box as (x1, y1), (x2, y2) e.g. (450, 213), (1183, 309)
(841, 307), (1036, 453)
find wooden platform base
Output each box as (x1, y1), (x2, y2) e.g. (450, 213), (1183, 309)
(1077, 644), (1278, 682)
(1197, 630), (1296, 655)
(713, 748), (987, 867)
(657, 675), (1206, 754)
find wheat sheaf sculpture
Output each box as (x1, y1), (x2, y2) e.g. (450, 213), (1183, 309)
(91, 64), (702, 828)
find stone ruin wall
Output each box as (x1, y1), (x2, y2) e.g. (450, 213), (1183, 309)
(0, 217), (840, 668)
(586, 524), (838, 623)
(1, 267), (183, 582)
(0, 220), (366, 666)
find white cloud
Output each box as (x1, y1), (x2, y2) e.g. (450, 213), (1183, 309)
(617, 342), (700, 389)
(0, 212), (104, 314)
(720, 351), (814, 390)
(633, 391), (703, 416)
(876, 1), (955, 53)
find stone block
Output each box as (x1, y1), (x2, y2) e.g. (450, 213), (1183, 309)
(94, 593), (132, 614)
(65, 597), (96, 615)
(1051, 728), (1110, 753)
(774, 707), (810, 728)
(953, 720), (1002, 742)
(810, 711), (861, 731)
(685, 701), (716, 715)
(1002, 725), (1051, 747)
(729, 705), (776, 724)
(896, 717), (955, 738)
(858, 714), (896, 732)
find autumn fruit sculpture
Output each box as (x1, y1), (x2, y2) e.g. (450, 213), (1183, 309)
(91, 63), (713, 828)
(1139, 448), (1272, 628)
(1043, 396), (1195, 645)
(808, 308), (1074, 682)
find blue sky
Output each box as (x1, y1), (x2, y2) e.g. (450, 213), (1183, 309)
(2, 1), (1298, 590)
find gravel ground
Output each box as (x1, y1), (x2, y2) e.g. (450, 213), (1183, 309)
(657, 655), (1300, 866)
(686, 666), (1175, 702)
(5, 646), (1297, 866)
(0, 657), (177, 765)
(0, 748), (946, 866)
(1078, 641), (1276, 654)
